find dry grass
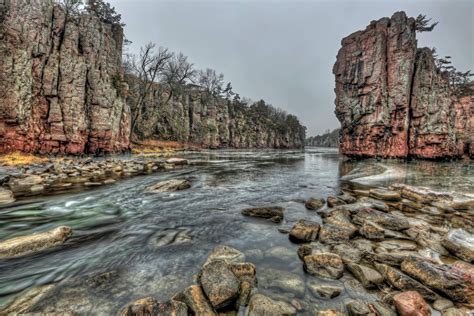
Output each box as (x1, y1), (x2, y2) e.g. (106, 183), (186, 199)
(0, 152), (49, 166)
(132, 140), (203, 157)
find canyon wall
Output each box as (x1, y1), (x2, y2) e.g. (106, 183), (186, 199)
(0, 0), (130, 155)
(130, 84), (306, 149)
(306, 129), (340, 148)
(334, 11), (472, 159)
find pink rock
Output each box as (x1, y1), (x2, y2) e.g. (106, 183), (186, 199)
(393, 291), (430, 316)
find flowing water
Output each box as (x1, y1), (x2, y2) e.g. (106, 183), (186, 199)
(0, 148), (472, 314)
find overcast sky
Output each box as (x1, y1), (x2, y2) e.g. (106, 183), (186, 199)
(109, 0), (473, 136)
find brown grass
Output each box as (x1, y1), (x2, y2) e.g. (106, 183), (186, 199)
(132, 140), (203, 157)
(0, 152), (49, 166)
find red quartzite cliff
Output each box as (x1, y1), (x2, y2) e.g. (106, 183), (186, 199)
(0, 0), (130, 154)
(333, 12), (472, 159)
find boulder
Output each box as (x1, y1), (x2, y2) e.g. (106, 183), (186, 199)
(260, 268), (305, 297)
(146, 179), (191, 193)
(374, 263), (438, 301)
(173, 285), (216, 315)
(0, 188), (14, 205)
(289, 220), (320, 243)
(303, 253), (344, 279)
(319, 224), (354, 244)
(393, 291), (430, 316)
(338, 193), (357, 204)
(305, 198), (325, 210)
(119, 297), (187, 316)
(241, 206), (284, 223)
(324, 209), (358, 235)
(248, 294), (296, 315)
(432, 298), (454, 312)
(345, 300), (371, 316)
(229, 262), (256, 306)
(369, 188), (401, 201)
(205, 245), (245, 265)
(199, 260), (240, 309)
(442, 229), (474, 262)
(352, 208), (410, 231)
(327, 196), (346, 207)
(359, 221), (385, 240)
(401, 256), (473, 303)
(307, 280), (343, 299)
(346, 263), (383, 289)
(0, 226), (72, 259)
(331, 243), (364, 263)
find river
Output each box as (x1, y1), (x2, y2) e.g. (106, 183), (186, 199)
(0, 148), (472, 314)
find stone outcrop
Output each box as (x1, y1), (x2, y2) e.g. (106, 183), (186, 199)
(128, 82), (306, 149)
(306, 128), (340, 148)
(0, 0), (131, 155)
(334, 11), (472, 159)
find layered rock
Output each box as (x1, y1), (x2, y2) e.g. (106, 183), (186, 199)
(334, 11), (472, 159)
(306, 128), (340, 148)
(0, 0), (130, 154)
(129, 83), (306, 149)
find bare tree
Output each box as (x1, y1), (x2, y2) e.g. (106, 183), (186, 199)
(414, 14), (438, 32)
(127, 43), (172, 135)
(162, 52), (196, 100)
(198, 68), (224, 96)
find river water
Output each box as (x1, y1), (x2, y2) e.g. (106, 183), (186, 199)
(0, 148), (472, 314)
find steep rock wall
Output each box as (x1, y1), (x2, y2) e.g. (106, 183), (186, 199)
(334, 11), (472, 159)
(0, 0), (130, 155)
(131, 86), (306, 149)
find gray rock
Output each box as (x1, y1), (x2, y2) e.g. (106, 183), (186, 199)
(199, 260), (240, 309)
(432, 298), (454, 311)
(346, 263), (383, 289)
(307, 280), (343, 299)
(146, 179), (191, 193)
(248, 294), (296, 315)
(260, 268), (305, 297)
(442, 229), (474, 262)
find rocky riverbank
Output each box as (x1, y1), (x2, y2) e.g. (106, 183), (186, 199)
(0, 156), (190, 206)
(2, 176), (473, 315)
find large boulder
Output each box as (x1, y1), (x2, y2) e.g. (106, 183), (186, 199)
(146, 179), (191, 193)
(198, 260), (240, 309)
(401, 256), (473, 303)
(241, 206), (284, 223)
(303, 253), (344, 279)
(289, 220), (320, 243)
(442, 229), (474, 262)
(248, 294), (296, 315)
(374, 263), (438, 301)
(0, 226), (72, 259)
(393, 291), (430, 316)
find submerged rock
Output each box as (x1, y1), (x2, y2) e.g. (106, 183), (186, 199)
(326, 196), (346, 208)
(165, 158), (188, 165)
(248, 294), (296, 315)
(393, 291), (430, 316)
(297, 244), (312, 260)
(173, 285), (216, 315)
(345, 300), (371, 316)
(305, 198), (325, 210)
(119, 297), (187, 316)
(303, 253), (344, 279)
(369, 188), (401, 201)
(0, 226), (72, 259)
(199, 260), (240, 309)
(441, 229), (474, 262)
(289, 220), (320, 243)
(307, 280), (343, 299)
(432, 298), (454, 312)
(241, 206), (284, 223)
(374, 263), (438, 301)
(346, 263), (383, 289)
(260, 268), (305, 297)
(146, 179), (191, 193)
(205, 245), (245, 265)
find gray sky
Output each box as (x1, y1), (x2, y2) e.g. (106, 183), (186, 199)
(109, 0), (473, 136)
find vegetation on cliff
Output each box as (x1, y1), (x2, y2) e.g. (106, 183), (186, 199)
(306, 129), (340, 148)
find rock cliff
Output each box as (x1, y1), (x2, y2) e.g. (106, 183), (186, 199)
(129, 83), (306, 149)
(0, 0), (130, 155)
(306, 129), (340, 148)
(334, 11), (472, 159)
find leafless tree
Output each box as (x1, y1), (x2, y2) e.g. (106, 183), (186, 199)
(162, 52), (196, 100)
(414, 14), (438, 32)
(198, 68), (224, 96)
(127, 43), (172, 134)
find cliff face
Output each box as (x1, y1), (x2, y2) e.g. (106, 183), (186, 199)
(130, 85), (306, 149)
(0, 0), (130, 155)
(334, 11), (472, 159)
(306, 129), (340, 148)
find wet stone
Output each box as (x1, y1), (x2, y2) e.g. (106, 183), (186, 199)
(393, 291), (430, 316)
(432, 298), (454, 312)
(205, 245), (245, 265)
(289, 219), (320, 243)
(248, 294), (296, 315)
(441, 229), (474, 262)
(352, 208), (410, 231)
(297, 244), (312, 260)
(369, 188), (401, 201)
(307, 280), (343, 299)
(319, 224), (355, 244)
(173, 285), (216, 315)
(199, 259), (240, 309)
(241, 206), (284, 223)
(346, 263), (383, 289)
(327, 196), (346, 207)
(305, 198), (325, 210)
(316, 309), (345, 316)
(260, 268), (305, 297)
(359, 221), (385, 240)
(345, 300), (371, 316)
(146, 179), (191, 193)
(303, 253), (344, 279)
(0, 188), (15, 205)
(119, 297), (188, 316)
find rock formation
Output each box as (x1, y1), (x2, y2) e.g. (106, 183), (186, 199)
(0, 0), (131, 154)
(129, 83), (306, 149)
(306, 129), (340, 147)
(334, 11), (472, 159)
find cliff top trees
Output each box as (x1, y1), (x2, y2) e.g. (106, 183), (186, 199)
(85, 0), (123, 26)
(414, 14), (438, 32)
